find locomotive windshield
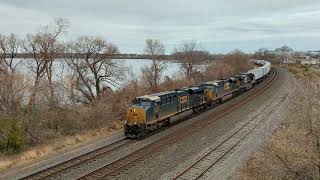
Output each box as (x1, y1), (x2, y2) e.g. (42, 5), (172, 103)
(133, 98), (153, 106)
(140, 101), (151, 106)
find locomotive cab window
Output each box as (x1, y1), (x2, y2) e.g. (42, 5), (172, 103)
(140, 101), (151, 106)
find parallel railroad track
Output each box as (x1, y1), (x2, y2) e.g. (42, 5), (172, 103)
(76, 70), (279, 180)
(21, 139), (132, 180)
(173, 71), (290, 179)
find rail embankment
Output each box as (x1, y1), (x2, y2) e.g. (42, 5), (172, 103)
(239, 66), (320, 180)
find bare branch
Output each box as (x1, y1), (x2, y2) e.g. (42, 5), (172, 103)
(65, 36), (124, 103)
(142, 39), (166, 92)
(174, 40), (208, 79)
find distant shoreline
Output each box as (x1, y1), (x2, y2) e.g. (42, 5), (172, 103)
(3, 53), (220, 61)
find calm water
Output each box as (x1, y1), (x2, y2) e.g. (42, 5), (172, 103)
(16, 59), (207, 79)
(14, 59), (196, 90)
(116, 59), (183, 78)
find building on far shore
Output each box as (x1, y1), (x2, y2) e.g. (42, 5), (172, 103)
(254, 46), (320, 67)
(297, 56), (320, 66)
(256, 46), (320, 66)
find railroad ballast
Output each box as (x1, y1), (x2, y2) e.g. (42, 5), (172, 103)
(125, 60), (271, 138)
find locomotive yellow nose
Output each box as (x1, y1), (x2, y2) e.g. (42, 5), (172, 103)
(127, 107), (146, 125)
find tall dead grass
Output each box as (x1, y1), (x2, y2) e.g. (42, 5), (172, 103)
(239, 76), (320, 180)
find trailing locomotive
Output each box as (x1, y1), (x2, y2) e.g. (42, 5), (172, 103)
(125, 60), (271, 138)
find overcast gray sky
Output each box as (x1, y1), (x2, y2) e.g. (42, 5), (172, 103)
(1, 0), (320, 53)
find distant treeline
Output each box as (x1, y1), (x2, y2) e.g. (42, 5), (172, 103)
(5, 52), (221, 61)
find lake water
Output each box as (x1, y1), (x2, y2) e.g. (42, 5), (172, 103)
(115, 59), (183, 78)
(16, 59), (207, 79)
(13, 59), (203, 90)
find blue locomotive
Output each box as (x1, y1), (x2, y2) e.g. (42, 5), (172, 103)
(125, 60), (270, 138)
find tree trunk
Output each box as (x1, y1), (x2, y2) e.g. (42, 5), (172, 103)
(28, 75), (40, 109)
(46, 62), (56, 108)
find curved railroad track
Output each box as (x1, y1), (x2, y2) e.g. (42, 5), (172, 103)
(21, 139), (132, 180)
(76, 70), (279, 180)
(172, 72), (291, 180)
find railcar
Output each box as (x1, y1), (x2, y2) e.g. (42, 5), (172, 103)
(125, 60), (271, 138)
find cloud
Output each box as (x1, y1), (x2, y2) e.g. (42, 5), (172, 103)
(0, 0), (320, 53)
(0, 3), (51, 34)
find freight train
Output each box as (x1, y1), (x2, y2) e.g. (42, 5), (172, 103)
(125, 60), (271, 138)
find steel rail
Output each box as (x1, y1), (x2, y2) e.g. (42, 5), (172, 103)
(21, 139), (132, 180)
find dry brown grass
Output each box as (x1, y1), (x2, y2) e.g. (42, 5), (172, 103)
(288, 65), (319, 79)
(0, 122), (123, 172)
(238, 77), (320, 180)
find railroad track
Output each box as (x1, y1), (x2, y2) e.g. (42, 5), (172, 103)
(173, 72), (290, 180)
(76, 70), (279, 180)
(21, 139), (132, 180)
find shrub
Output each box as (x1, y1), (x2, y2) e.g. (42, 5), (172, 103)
(0, 117), (25, 154)
(289, 66), (319, 79)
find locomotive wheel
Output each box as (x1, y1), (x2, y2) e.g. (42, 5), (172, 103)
(136, 131), (146, 139)
(192, 107), (198, 113)
(136, 133), (142, 139)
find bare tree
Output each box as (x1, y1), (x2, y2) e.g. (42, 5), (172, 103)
(174, 40), (208, 79)
(22, 18), (68, 108)
(223, 50), (252, 74)
(0, 34), (20, 73)
(0, 34), (22, 116)
(65, 36), (124, 103)
(143, 39), (166, 91)
(44, 18), (68, 107)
